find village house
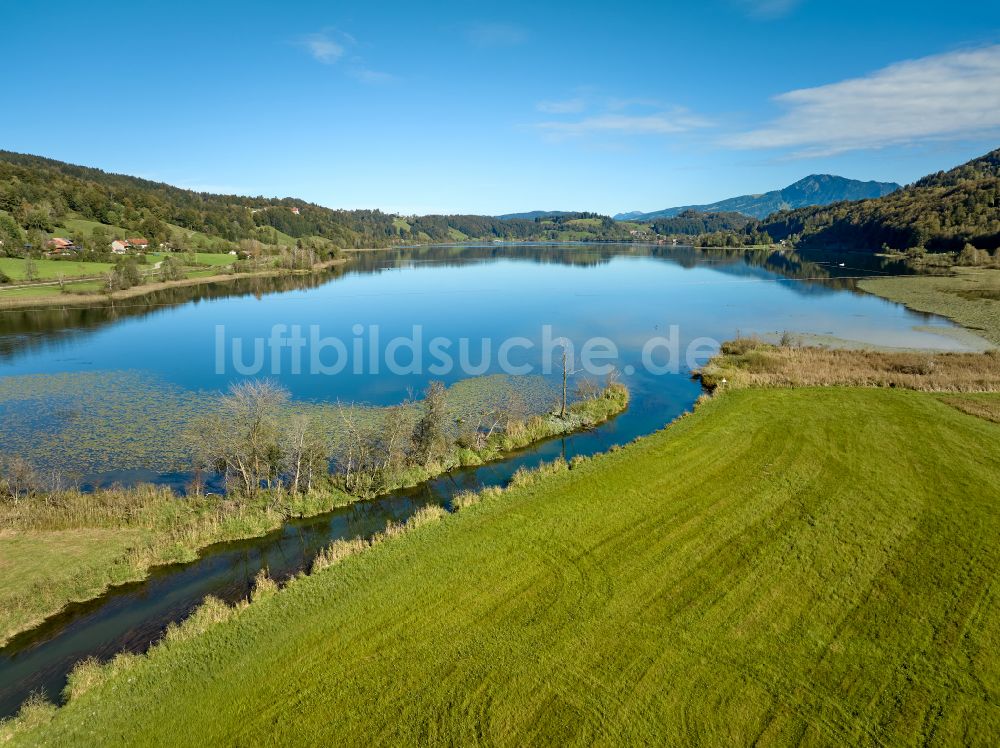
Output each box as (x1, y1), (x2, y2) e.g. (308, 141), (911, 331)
(290, 207), (300, 215)
(109, 237), (150, 254)
(45, 237), (78, 254)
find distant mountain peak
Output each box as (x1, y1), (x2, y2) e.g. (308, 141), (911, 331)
(615, 175), (901, 221)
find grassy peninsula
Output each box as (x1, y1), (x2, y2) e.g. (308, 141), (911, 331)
(0, 381), (628, 646)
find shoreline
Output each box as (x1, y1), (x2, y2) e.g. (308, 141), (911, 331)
(857, 266), (1000, 347)
(0, 385), (630, 648)
(7, 380), (999, 740)
(0, 257), (349, 311)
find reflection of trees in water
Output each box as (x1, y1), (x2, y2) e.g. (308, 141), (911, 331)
(0, 244), (915, 361)
(344, 243), (644, 271)
(0, 269), (349, 361)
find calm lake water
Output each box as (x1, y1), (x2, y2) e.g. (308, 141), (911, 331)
(0, 244), (976, 487)
(0, 244), (982, 716)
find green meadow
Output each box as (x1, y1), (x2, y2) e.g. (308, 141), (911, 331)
(0, 257), (116, 282)
(9, 386), (999, 745)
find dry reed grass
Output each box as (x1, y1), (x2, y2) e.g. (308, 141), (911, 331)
(698, 338), (1000, 393)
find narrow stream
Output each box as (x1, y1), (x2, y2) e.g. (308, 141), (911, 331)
(0, 404), (650, 718)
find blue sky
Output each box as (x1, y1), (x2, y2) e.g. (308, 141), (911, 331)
(4, 0), (999, 214)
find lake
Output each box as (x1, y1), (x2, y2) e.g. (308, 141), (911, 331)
(0, 243), (987, 716)
(0, 244), (979, 489)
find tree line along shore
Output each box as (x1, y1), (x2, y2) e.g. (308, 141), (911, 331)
(0, 377), (629, 647)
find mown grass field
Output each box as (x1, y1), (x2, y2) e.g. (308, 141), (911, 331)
(859, 267), (1000, 345)
(0, 257), (115, 281)
(10, 387), (1000, 745)
(148, 251), (235, 267)
(0, 251), (237, 304)
(0, 528), (145, 639)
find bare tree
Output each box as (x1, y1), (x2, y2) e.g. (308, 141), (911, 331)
(333, 402), (414, 498)
(282, 414), (328, 494)
(412, 381), (449, 465)
(0, 456), (39, 503)
(559, 348), (580, 418)
(334, 405), (382, 497)
(575, 376), (602, 401)
(187, 380), (289, 499)
(380, 403), (413, 472)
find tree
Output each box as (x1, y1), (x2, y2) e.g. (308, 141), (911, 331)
(0, 455), (39, 503)
(159, 255), (186, 282)
(187, 380), (290, 499)
(281, 414), (328, 494)
(411, 381), (449, 466)
(0, 213), (25, 256)
(107, 258), (143, 290)
(23, 256), (38, 282)
(379, 403), (413, 472)
(90, 225), (110, 251)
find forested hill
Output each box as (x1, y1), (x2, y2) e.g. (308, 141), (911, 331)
(0, 151), (632, 253)
(647, 210), (754, 236)
(616, 174), (901, 221)
(758, 149), (1000, 252)
(495, 210), (572, 220)
(0, 151), (399, 250)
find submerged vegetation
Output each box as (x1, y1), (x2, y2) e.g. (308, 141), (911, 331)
(858, 266), (1000, 346)
(0, 372), (555, 478)
(0, 375), (628, 645)
(5, 385), (998, 744)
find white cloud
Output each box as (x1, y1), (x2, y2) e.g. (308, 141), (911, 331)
(536, 110), (712, 138)
(296, 29), (397, 84)
(465, 22), (528, 48)
(298, 32), (348, 64)
(728, 45), (1000, 156)
(536, 98), (587, 114)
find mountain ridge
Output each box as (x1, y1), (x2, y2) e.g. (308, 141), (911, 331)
(615, 174), (901, 221)
(757, 148), (1000, 252)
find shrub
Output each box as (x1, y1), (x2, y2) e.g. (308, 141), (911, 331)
(159, 255), (186, 282)
(312, 537), (369, 573)
(451, 491), (480, 511)
(720, 336), (765, 356)
(162, 596), (236, 645)
(250, 569), (279, 602)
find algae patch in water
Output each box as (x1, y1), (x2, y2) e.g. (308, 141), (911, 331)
(0, 372), (558, 477)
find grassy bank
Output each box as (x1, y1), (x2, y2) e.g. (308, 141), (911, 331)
(0, 486), (356, 647)
(0, 382), (627, 646)
(0, 256), (344, 310)
(858, 267), (1000, 346)
(365, 381), (629, 496)
(5, 384), (998, 745)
